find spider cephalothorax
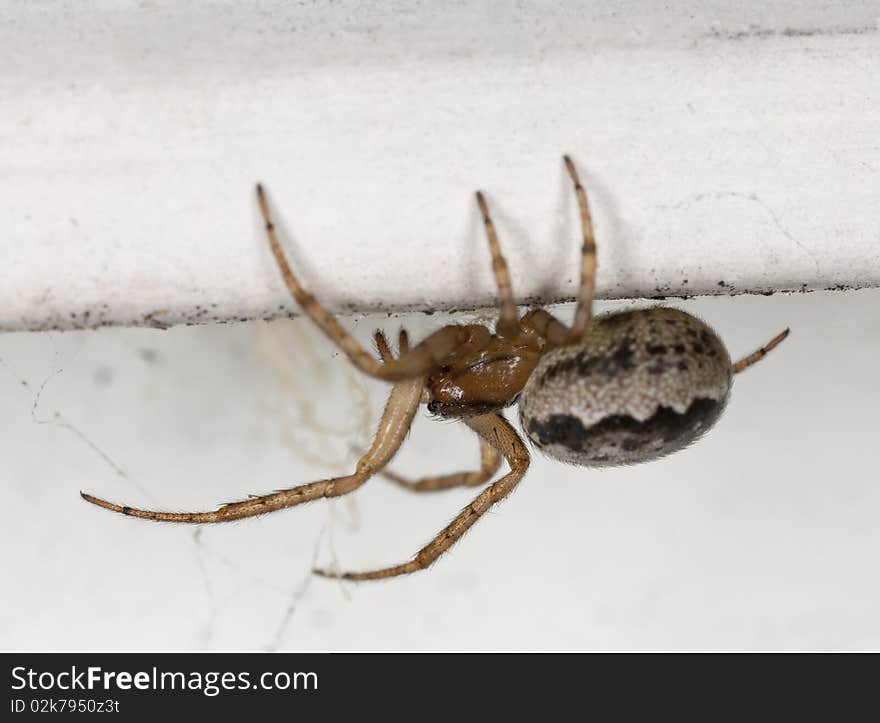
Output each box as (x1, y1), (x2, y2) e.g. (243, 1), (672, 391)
(82, 157), (788, 581)
(425, 323), (545, 418)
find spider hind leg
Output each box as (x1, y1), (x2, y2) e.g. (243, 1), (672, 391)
(732, 328), (790, 374)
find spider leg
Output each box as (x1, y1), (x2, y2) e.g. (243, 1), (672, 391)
(731, 328), (790, 374)
(81, 375), (426, 523)
(397, 330), (434, 404)
(257, 185), (470, 381)
(563, 155), (597, 343)
(375, 328), (432, 404)
(382, 433), (502, 493)
(315, 413), (529, 580)
(520, 309), (570, 347)
(475, 191), (520, 337)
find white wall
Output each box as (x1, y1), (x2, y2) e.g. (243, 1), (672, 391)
(2, 289), (879, 650)
(3, 1), (879, 332)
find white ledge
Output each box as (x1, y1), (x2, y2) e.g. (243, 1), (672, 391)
(2, 1), (879, 332)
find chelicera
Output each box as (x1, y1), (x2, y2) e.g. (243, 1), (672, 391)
(82, 157), (788, 581)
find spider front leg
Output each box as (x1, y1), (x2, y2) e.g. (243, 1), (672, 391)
(257, 185), (473, 381)
(81, 373), (426, 523)
(315, 413), (529, 581)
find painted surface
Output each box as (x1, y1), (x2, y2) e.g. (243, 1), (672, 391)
(2, 2), (879, 331)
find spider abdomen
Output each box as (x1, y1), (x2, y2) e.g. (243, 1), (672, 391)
(519, 307), (733, 467)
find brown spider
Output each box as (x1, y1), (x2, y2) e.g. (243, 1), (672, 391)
(82, 157), (788, 581)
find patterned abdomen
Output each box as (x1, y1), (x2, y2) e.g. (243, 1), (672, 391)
(519, 308), (733, 467)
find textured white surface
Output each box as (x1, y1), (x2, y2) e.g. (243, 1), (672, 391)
(2, 1), (879, 331)
(2, 289), (879, 651)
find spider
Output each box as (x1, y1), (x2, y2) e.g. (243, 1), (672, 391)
(82, 157), (788, 581)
